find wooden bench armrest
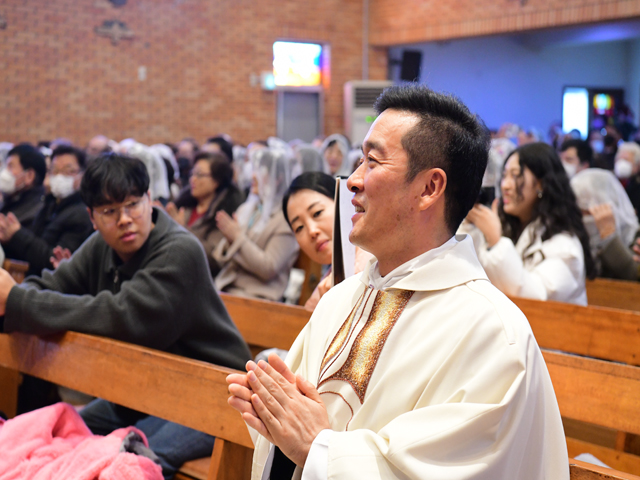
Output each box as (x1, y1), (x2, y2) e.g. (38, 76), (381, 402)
(570, 458), (640, 479)
(0, 331), (252, 448)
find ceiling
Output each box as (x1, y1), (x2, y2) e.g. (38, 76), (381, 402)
(511, 18), (640, 49)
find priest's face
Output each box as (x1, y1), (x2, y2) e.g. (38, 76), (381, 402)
(347, 109), (420, 257)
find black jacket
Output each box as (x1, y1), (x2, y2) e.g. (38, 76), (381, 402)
(4, 191), (94, 276)
(0, 185), (46, 228)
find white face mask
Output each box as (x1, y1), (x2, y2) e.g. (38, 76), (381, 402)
(0, 168), (17, 195)
(562, 161), (578, 179)
(49, 174), (76, 199)
(614, 159), (633, 180)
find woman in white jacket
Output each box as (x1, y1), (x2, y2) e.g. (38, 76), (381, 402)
(467, 142), (595, 305)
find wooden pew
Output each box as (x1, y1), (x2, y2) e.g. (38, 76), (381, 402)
(570, 459), (640, 480)
(0, 331), (252, 480)
(546, 350), (640, 476)
(586, 278), (640, 312)
(2, 259), (29, 285)
(2, 292), (639, 479)
(511, 297), (640, 366)
(293, 251), (322, 307)
(220, 293), (310, 357)
(0, 259), (29, 419)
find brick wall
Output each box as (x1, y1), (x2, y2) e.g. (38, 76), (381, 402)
(0, 0), (387, 146)
(370, 0), (640, 45)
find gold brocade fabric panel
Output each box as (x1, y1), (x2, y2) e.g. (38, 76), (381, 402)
(319, 289), (414, 404)
(319, 288), (372, 377)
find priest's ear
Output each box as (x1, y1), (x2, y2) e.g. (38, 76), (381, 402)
(415, 167), (447, 212)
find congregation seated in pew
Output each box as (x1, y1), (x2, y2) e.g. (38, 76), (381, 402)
(0, 153), (251, 480)
(5, 90), (640, 480)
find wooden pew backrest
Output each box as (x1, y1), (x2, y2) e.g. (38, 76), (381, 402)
(570, 458), (640, 479)
(512, 297), (640, 366)
(220, 293), (310, 356)
(544, 350), (640, 436)
(586, 279), (640, 312)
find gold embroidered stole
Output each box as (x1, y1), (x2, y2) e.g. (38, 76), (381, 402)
(317, 287), (414, 431)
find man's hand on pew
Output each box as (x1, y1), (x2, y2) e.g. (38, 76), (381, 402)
(0, 268), (16, 315)
(244, 353), (331, 468)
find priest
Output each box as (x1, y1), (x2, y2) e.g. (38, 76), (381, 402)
(227, 84), (568, 480)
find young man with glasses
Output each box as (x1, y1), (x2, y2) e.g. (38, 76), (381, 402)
(0, 153), (252, 479)
(0, 145), (94, 276)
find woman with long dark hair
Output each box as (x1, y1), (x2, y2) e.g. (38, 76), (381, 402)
(282, 171), (373, 310)
(467, 142), (595, 305)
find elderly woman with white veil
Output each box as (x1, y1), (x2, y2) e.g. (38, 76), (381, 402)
(571, 168), (640, 281)
(213, 148), (299, 301)
(320, 133), (353, 176)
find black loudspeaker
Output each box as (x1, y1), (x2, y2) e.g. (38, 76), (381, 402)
(400, 50), (422, 82)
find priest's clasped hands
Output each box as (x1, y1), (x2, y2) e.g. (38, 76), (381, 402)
(226, 353), (331, 467)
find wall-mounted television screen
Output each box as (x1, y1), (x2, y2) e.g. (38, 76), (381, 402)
(273, 41), (323, 87)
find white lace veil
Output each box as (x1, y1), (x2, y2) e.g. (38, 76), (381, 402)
(321, 134), (352, 177)
(571, 168), (639, 250)
(235, 147), (292, 234)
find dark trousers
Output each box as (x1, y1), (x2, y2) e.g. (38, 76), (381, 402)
(80, 398), (215, 480)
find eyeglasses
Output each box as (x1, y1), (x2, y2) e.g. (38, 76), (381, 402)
(190, 171), (212, 179)
(94, 197), (146, 224)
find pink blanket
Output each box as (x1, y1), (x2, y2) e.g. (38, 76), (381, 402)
(0, 403), (162, 480)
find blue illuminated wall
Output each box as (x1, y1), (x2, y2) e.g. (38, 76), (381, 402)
(389, 36), (640, 134)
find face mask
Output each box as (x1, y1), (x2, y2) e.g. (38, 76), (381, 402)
(0, 168), (17, 195)
(614, 159), (633, 180)
(591, 140), (604, 154)
(562, 162), (578, 179)
(49, 174), (76, 199)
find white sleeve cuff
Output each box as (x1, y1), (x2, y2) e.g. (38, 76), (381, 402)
(301, 429), (332, 480)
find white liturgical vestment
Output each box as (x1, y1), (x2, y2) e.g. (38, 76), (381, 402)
(250, 235), (569, 480)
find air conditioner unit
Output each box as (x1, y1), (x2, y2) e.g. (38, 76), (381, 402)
(344, 80), (393, 146)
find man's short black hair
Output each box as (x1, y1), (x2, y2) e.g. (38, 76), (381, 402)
(80, 153), (150, 208)
(51, 145), (87, 170)
(373, 85), (490, 234)
(560, 139), (593, 167)
(7, 143), (47, 186)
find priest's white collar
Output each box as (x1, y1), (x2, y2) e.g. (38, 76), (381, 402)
(360, 234), (488, 292)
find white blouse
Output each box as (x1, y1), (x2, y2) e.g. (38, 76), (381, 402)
(477, 220), (587, 305)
